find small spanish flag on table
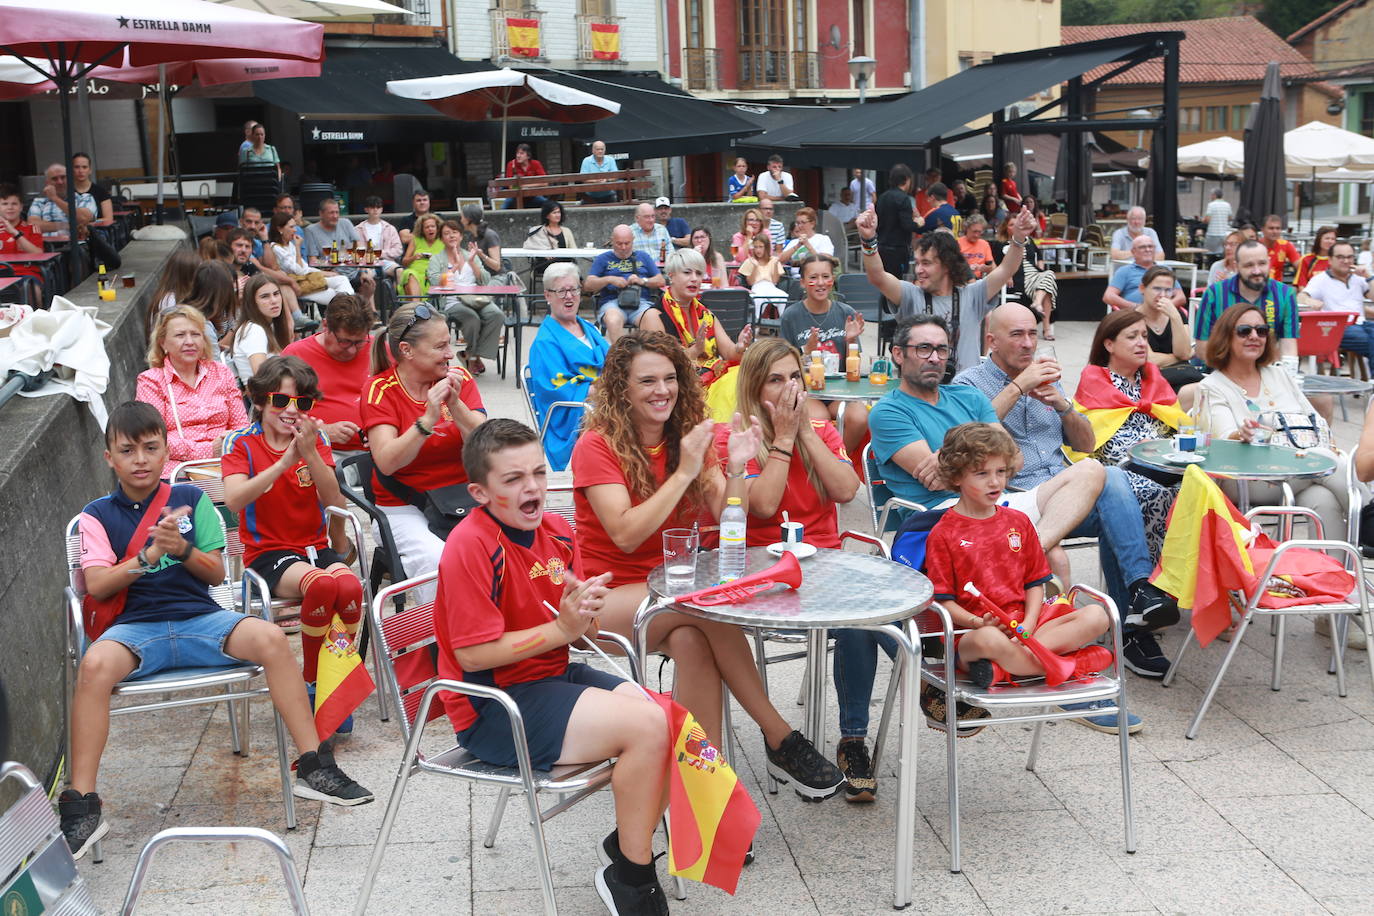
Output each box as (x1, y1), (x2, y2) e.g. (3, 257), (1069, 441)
(650, 692), (760, 894)
(314, 615), (375, 742)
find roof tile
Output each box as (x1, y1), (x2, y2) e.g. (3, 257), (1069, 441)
(1062, 16), (1321, 85)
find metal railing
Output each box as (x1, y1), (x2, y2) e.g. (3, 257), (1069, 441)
(576, 13), (625, 62)
(792, 50), (819, 89)
(684, 47), (719, 91)
(490, 8), (545, 61)
(738, 48), (818, 91)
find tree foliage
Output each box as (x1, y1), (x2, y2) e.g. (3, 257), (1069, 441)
(1061, 0), (1332, 30)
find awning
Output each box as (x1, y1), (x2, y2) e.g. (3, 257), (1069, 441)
(737, 33), (1177, 168)
(523, 69), (761, 158)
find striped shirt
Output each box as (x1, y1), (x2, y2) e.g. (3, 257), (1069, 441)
(1194, 276), (1298, 342)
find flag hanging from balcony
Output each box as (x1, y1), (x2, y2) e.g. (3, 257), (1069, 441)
(506, 17), (541, 58)
(590, 23), (621, 61)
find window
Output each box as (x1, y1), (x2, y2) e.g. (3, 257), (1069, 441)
(579, 0), (611, 13)
(1180, 107), (1201, 133)
(739, 0), (788, 88)
(792, 0), (807, 52)
(1361, 92), (1374, 137)
(852, 0), (866, 57)
(1205, 105), (1227, 132)
(685, 0), (704, 47)
(1232, 104), (1250, 131)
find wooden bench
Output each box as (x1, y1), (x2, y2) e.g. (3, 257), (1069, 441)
(490, 169), (654, 209)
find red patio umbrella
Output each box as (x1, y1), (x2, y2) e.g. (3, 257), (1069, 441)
(0, 0), (323, 278)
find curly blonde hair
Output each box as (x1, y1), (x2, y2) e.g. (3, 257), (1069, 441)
(147, 305), (214, 368)
(587, 332), (711, 511)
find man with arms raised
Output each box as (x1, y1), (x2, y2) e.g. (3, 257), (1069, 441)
(855, 204), (1036, 374)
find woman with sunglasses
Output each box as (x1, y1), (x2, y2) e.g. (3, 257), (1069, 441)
(1198, 302), (1350, 541)
(362, 304), (487, 597)
(222, 356), (364, 731)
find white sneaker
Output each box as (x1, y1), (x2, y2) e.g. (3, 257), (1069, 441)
(1314, 615), (1369, 650)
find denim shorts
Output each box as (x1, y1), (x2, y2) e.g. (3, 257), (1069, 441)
(96, 611), (249, 679)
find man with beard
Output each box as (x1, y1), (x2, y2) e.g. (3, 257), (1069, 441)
(857, 204), (1036, 374)
(1194, 239), (1298, 361)
(1298, 240), (1374, 358)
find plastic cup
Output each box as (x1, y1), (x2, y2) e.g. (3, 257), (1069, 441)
(663, 528), (699, 595)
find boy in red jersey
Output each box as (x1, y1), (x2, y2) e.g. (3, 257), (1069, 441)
(222, 356), (364, 735)
(434, 418), (671, 915)
(925, 424), (1110, 691)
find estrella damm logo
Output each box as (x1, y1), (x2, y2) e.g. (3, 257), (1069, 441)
(528, 557), (567, 585)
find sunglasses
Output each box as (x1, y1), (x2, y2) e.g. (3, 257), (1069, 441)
(1235, 324), (1270, 338)
(401, 304), (433, 337)
(267, 392), (315, 411)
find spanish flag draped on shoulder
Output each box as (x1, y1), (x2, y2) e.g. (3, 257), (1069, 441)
(315, 615), (375, 741)
(649, 692), (760, 894)
(1065, 362), (1187, 463)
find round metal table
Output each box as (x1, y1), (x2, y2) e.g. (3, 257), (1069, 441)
(810, 375), (897, 440)
(1301, 374), (1373, 397)
(638, 546), (932, 909)
(1126, 437), (1337, 510)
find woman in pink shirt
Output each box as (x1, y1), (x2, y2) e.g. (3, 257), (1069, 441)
(135, 306), (248, 476)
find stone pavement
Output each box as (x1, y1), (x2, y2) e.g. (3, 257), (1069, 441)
(75, 317), (1374, 914)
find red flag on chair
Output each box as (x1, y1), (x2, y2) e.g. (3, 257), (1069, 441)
(649, 692), (760, 894)
(314, 615), (374, 741)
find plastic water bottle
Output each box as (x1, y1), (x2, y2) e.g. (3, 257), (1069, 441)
(718, 497), (747, 582)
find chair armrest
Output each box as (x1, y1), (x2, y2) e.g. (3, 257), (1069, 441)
(537, 401), (586, 440)
(1065, 582), (1124, 669)
(241, 568), (276, 622)
(586, 630), (642, 684)
(878, 498), (927, 536)
(65, 585), (87, 655)
(839, 529), (891, 559)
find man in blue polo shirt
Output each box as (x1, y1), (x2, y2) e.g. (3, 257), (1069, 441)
(1104, 234), (1185, 312)
(578, 139), (620, 204)
(585, 225), (663, 341)
(1195, 238), (1299, 362)
(61, 402), (373, 860)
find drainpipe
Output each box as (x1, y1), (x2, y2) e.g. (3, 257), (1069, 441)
(446, 0), (458, 55)
(909, 0), (924, 90)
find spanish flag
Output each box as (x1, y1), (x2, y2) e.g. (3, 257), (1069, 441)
(1150, 465), (1256, 646)
(1066, 362), (1188, 462)
(650, 692), (760, 894)
(314, 615), (375, 741)
(590, 22), (620, 60)
(506, 17), (540, 58)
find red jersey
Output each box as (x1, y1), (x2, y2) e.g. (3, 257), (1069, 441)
(282, 333), (371, 451)
(999, 178), (1022, 213)
(571, 428), (707, 588)
(0, 221), (44, 279)
(221, 425), (335, 565)
(505, 158), (547, 179)
(711, 421), (848, 549)
(360, 367), (485, 506)
(1265, 238), (1301, 281)
(925, 506), (1051, 617)
(433, 509), (579, 732)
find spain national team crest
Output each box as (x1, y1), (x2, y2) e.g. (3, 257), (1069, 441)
(294, 463), (314, 488)
(680, 723), (720, 773)
(529, 556), (567, 584)
(1007, 527), (1023, 552)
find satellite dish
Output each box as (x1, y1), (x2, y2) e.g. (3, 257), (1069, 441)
(830, 24), (842, 49)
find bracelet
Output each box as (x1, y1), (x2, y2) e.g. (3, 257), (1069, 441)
(1010, 380), (1025, 396)
(860, 236), (879, 257)
(177, 543), (194, 563)
(768, 445), (794, 458)
(136, 548), (155, 573)
(1056, 401), (1075, 415)
(414, 418), (433, 437)
(726, 467), (747, 479)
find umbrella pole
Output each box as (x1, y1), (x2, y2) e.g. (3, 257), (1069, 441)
(164, 85), (190, 234)
(57, 55), (82, 289)
(155, 65), (166, 226)
(500, 114), (509, 188)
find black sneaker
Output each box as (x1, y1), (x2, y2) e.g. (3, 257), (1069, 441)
(57, 789), (108, 860)
(919, 683), (990, 737)
(293, 744), (374, 806)
(1125, 581), (1181, 631)
(836, 738), (876, 803)
(595, 861), (669, 916)
(764, 730), (844, 801)
(598, 829), (626, 868)
(1122, 628), (1171, 679)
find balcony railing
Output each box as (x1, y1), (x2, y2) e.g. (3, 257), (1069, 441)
(576, 14), (625, 63)
(490, 8), (545, 61)
(738, 49), (820, 91)
(683, 47), (719, 91)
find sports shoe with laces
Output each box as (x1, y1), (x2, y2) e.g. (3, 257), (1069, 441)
(1124, 581), (1181, 631)
(764, 730), (844, 800)
(1121, 628), (1171, 679)
(598, 829), (627, 868)
(293, 744), (374, 806)
(836, 738), (877, 803)
(57, 789), (108, 860)
(1059, 699), (1143, 735)
(919, 683), (990, 737)
(595, 859), (670, 916)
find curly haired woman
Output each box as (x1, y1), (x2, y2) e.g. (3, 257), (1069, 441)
(569, 332), (845, 800)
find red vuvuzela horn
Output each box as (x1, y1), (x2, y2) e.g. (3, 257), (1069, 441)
(675, 551), (803, 606)
(962, 582), (1076, 687)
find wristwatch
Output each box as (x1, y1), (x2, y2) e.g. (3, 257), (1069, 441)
(1055, 400), (1074, 415)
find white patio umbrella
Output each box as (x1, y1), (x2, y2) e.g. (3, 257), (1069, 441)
(210, 0), (410, 16)
(1284, 121), (1374, 228)
(0, 0), (322, 272)
(1156, 135), (1245, 176)
(386, 68), (620, 172)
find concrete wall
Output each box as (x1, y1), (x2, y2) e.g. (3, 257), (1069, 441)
(0, 240), (183, 787)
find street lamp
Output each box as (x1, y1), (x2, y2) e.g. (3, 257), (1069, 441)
(848, 56), (877, 105)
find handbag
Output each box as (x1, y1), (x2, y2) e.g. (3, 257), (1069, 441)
(296, 271), (329, 294)
(82, 483), (172, 640)
(374, 467), (479, 539)
(1270, 411), (1329, 450)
